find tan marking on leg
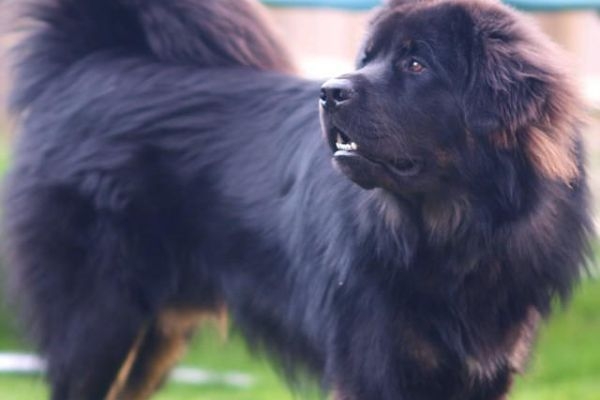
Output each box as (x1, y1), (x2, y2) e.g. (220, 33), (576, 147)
(105, 327), (148, 400)
(157, 308), (206, 337)
(116, 307), (228, 400)
(331, 386), (349, 400)
(508, 308), (541, 373)
(118, 309), (203, 400)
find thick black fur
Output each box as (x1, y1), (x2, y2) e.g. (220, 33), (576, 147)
(2, 0), (592, 399)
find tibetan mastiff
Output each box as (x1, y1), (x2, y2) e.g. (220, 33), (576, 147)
(2, 0), (591, 399)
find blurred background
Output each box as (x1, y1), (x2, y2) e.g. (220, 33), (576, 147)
(0, 1), (598, 399)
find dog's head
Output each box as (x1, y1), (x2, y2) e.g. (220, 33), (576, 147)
(320, 0), (581, 197)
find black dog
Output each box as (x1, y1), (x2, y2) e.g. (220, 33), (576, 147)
(2, 0), (591, 399)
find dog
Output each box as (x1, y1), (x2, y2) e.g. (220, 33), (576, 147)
(2, 0), (591, 399)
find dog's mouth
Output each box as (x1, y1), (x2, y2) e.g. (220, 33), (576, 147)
(329, 127), (423, 178)
(334, 130), (358, 152)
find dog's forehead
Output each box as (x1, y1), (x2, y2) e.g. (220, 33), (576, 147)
(366, 2), (475, 67)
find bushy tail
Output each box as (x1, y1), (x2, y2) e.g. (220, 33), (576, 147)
(11, 0), (294, 111)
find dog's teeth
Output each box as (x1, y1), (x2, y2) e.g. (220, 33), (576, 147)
(334, 141), (357, 152)
(336, 133), (343, 144)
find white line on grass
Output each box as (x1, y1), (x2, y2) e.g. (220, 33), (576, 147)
(0, 353), (254, 388)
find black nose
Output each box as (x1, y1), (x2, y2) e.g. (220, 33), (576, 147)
(320, 78), (355, 111)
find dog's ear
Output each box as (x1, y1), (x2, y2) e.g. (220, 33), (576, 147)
(464, 7), (581, 183)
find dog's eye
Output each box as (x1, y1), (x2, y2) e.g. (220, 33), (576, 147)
(359, 44), (375, 67)
(359, 53), (371, 67)
(406, 59), (425, 74)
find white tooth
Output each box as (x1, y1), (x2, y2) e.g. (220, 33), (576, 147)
(336, 133), (343, 144)
(350, 142), (358, 150)
(336, 143), (342, 150)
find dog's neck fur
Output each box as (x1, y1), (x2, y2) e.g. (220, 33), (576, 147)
(359, 188), (542, 378)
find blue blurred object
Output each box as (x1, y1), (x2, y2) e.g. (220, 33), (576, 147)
(261, 0), (600, 11)
(262, 0), (375, 9)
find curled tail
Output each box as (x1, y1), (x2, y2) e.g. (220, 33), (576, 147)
(11, 0), (294, 111)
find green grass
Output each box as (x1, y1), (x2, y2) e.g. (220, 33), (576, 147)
(0, 279), (598, 399)
(0, 137), (9, 174)
(512, 280), (600, 400)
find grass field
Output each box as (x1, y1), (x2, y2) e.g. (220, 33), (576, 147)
(0, 139), (598, 399)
